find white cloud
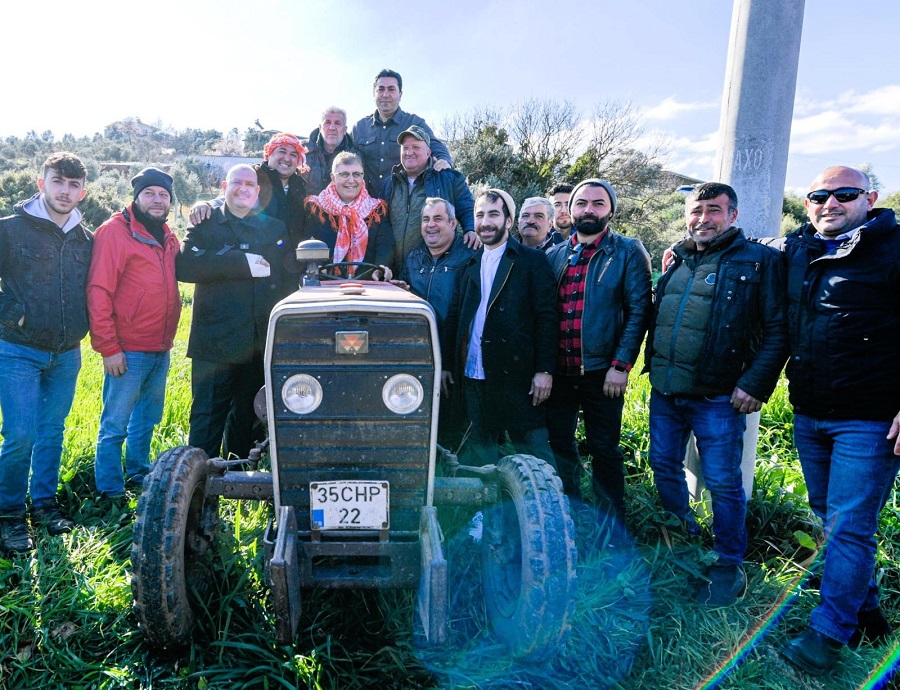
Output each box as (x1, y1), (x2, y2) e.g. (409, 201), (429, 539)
(642, 97), (719, 121)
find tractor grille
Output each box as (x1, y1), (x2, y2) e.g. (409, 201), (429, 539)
(269, 311), (435, 534)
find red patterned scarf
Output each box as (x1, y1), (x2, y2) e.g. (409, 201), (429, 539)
(307, 183), (381, 271)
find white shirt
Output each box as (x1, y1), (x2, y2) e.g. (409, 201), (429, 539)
(465, 241), (508, 379)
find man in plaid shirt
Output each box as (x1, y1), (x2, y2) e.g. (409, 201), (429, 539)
(545, 179), (653, 522)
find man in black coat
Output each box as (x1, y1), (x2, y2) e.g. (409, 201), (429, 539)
(177, 164), (292, 459)
(443, 189), (557, 467)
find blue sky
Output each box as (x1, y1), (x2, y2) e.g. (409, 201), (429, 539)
(6, 0), (899, 193)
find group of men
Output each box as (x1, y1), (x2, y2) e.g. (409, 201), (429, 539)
(0, 65), (896, 679)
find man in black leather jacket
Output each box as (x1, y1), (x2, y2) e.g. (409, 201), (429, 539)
(545, 179), (652, 522)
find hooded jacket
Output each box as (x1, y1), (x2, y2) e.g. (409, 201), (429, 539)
(0, 194), (93, 352)
(86, 204), (181, 356)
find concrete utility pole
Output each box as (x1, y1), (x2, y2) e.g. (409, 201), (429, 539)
(686, 0), (805, 502)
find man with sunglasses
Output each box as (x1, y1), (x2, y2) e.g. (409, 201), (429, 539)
(780, 167), (900, 675)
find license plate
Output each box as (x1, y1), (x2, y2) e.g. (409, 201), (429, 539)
(310, 481), (389, 530)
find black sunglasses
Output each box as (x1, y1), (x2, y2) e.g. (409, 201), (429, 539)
(806, 187), (870, 205)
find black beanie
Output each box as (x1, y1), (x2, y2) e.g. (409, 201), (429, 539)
(131, 167), (174, 199)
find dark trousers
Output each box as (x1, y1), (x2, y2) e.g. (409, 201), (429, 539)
(546, 369), (626, 515)
(189, 356), (264, 459)
(462, 378), (555, 469)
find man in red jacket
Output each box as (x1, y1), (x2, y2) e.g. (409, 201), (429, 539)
(87, 168), (182, 498)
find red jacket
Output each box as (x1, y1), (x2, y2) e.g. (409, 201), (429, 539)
(87, 205), (181, 357)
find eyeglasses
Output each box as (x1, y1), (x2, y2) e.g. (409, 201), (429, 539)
(335, 172), (364, 180)
(806, 187), (870, 204)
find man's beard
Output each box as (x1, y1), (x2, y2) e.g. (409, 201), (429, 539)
(132, 200), (168, 231)
(574, 214), (610, 236)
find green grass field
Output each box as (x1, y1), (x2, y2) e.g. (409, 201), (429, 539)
(1, 300), (899, 689)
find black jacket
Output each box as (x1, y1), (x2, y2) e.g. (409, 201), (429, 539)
(0, 196), (93, 352)
(646, 228), (788, 401)
(444, 239), (556, 432)
(546, 231), (652, 373)
(302, 128), (357, 195)
(209, 162), (307, 249)
(399, 235), (475, 340)
(783, 208), (900, 420)
(176, 207), (291, 363)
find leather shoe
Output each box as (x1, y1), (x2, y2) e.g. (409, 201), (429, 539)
(781, 628), (842, 676)
(695, 564), (746, 607)
(0, 514), (34, 553)
(31, 498), (74, 536)
(849, 607), (893, 650)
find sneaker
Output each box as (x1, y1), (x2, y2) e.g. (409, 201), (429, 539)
(467, 511), (483, 543)
(695, 564), (747, 607)
(31, 498), (74, 536)
(0, 513), (34, 553)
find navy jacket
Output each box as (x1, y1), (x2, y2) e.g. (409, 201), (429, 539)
(783, 208), (900, 420)
(399, 235), (474, 340)
(177, 207), (291, 363)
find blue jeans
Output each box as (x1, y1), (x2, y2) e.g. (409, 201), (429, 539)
(794, 414), (900, 644)
(649, 390), (747, 566)
(0, 339), (81, 514)
(94, 351), (170, 496)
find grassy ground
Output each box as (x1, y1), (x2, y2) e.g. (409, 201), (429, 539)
(1, 302), (899, 689)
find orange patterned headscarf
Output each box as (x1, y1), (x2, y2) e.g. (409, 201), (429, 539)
(263, 133), (310, 174)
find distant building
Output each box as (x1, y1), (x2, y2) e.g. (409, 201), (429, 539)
(193, 155), (264, 185)
(662, 170), (705, 194)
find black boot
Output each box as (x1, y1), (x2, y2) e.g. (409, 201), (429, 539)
(848, 607), (893, 650)
(781, 628), (842, 676)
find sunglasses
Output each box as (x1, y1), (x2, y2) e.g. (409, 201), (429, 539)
(806, 187), (870, 204)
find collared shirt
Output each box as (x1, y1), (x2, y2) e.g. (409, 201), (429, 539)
(557, 233), (605, 375)
(465, 241), (508, 379)
(815, 226), (862, 253)
(351, 107), (452, 193)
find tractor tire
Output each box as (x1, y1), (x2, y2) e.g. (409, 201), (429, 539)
(480, 453), (578, 661)
(131, 446), (220, 651)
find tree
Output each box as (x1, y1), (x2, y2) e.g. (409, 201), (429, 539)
(79, 171), (132, 230)
(212, 128), (244, 156)
(509, 98), (582, 187)
(781, 194), (807, 235)
(243, 127), (276, 157)
(170, 160), (203, 219)
(878, 190), (900, 215)
(0, 170), (38, 216)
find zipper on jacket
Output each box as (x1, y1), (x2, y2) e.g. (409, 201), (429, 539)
(664, 264), (696, 391)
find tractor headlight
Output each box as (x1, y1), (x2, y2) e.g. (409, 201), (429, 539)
(282, 374), (323, 415)
(382, 374), (424, 415)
